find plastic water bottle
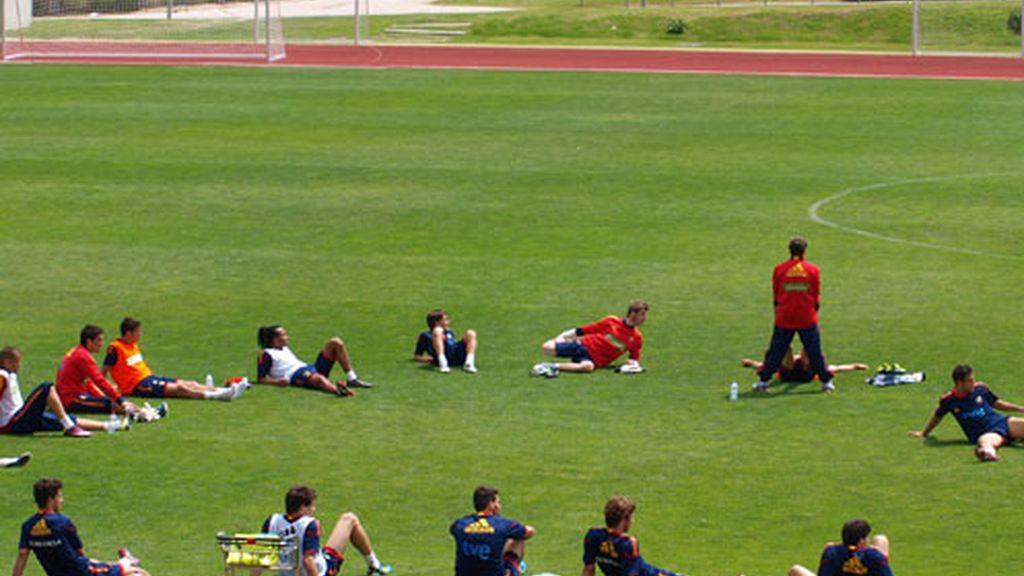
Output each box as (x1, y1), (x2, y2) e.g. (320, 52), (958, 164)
(729, 381), (739, 401)
(205, 373), (214, 387)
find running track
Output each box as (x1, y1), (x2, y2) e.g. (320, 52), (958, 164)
(14, 43), (1024, 80)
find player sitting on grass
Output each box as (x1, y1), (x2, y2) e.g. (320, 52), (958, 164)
(1, 346), (128, 438)
(414, 309), (478, 374)
(740, 345), (868, 387)
(257, 326), (373, 396)
(531, 300), (647, 378)
(582, 495), (686, 576)
(56, 325), (141, 416)
(451, 485), (535, 576)
(12, 478), (151, 576)
(263, 485), (392, 576)
(908, 364), (1024, 462)
(789, 518), (893, 576)
(103, 317), (244, 402)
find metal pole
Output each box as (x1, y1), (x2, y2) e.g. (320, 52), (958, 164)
(253, 0), (258, 43)
(166, 0), (171, 20)
(911, 0), (919, 56)
(1, 0), (7, 62)
(264, 0), (271, 60)
(1020, 0), (1023, 57)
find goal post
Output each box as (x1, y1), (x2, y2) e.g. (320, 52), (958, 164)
(1, 0), (285, 62)
(911, 0), (1024, 57)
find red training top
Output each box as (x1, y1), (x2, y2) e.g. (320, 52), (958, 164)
(579, 315), (643, 368)
(56, 344), (122, 407)
(772, 257), (821, 329)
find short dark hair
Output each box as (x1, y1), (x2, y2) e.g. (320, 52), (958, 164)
(473, 485), (499, 512)
(627, 300), (649, 315)
(120, 317), (141, 336)
(604, 495), (636, 527)
(258, 326), (283, 349)
(0, 346), (19, 365)
(34, 478), (63, 509)
(426, 309), (446, 330)
(952, 364), (973, 384)
(285, 485), (316, 515)
(80, 325), (104, 346)
(841, 518), (871, 547)
(789, 236), (808, 257)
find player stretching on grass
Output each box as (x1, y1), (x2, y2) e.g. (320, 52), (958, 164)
(788, 518), (893, 576)
(2, 346), (128, 438)
(531, 300), (648, 378)
(740, 346), (868, 384)
(103, 317), (244, 402)
(12, 478), (151, 576)
(263, 485), (392, 576)
(582, 495), (686, 576)
(257, 326), (373, 396)
(451, 485), (535, 576)
(56, 325), (141, 416)
(752, 236), (835, 393)
(908, 364), (1024, 462)
(414, 309), (478, 374)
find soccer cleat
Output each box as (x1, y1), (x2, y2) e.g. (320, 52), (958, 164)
(438, 365), (452, 374)
(367, 564), (393, 576)
(820, 380), (835, 393)
(64, 425), (92, 438)
(463, 364), (478, 374)
(530, 363), (559, 378)
(751, 381), (770, 392)
(976, 446), (999, 462)
(230, 382), (246, 400)
(0, 451), (32, 468)
(157, 402), (169, 419)
(347, 378), (374, 389)
(336, 383), (356, 397)
(118, 548), (142, 567)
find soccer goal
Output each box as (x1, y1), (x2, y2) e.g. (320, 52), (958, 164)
(1, 0), (285, 62)
(912, 0), (1024, 57)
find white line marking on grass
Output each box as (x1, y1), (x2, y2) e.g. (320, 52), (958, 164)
(809, 173), (1023, 260)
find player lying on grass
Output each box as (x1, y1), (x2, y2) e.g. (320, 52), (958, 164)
(531, 300), (647, 378)
(451, 485), (535, 576)
(908, 364), (1024, 462)
(582, 495), (686, 576)
(103, 317), (244, 402)
(789, 518), (893, 576)
(740, 346), (868, 388)
(414, 309), (478, 374)
(56, 325), (140, 416)
(1, 346), (129, 438)
(257, 326), (373, 396)
(13, 478), (151, 576)
(262, 485), (392, 576)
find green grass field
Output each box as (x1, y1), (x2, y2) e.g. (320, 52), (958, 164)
(1, 64), (1024, 576)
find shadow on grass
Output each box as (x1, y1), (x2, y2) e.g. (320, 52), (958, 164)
(733, 380), (830, 400)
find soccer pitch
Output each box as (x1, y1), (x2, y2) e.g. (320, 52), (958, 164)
(1, 64), (1023, 576)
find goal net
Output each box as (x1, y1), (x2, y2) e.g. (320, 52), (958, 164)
(914, 0), (1024, 56)
(1, 0), (285, 61)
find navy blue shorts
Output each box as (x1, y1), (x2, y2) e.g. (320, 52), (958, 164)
(291, 353), (334, 388)
(502, 554), (523, 576)
(132, 375), (177, 398)
(555, 341), (592, 364)
(66, 394), (116, 414)
(444, 340), (468, 367)
(0, 383), (71, 434)
(87, 559), (125, 575)
(323, 547), (344, 576)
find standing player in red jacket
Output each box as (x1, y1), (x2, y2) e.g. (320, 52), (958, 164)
(752, 237), (835, 393)
(531, 300), (647, 378)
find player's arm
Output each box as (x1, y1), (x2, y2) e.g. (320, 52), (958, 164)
(413, 354), (433, 364)
(581, 563), (596, 576)
(85, 358), (123, 402)
(256, 353), (287, 386)
(11, 548), (30, 576)
(521, 525), (536, 540)
(0, 372), (8, 399)
(302, 553), (319, 576)
(101, 346), (118, 378)
(908, 412), (944, 437)
(993, 399), (1024, 413)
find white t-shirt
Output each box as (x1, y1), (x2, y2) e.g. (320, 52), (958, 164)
(263, 512), (326, 576)
(0, 369), (24, 427)
(263, 346), (308, 381)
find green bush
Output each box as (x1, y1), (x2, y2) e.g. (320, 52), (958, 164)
(1009, 8), (1021, 35)
(666, 17), (687, 34)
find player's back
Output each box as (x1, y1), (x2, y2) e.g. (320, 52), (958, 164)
(450, 512), (525, 576)
(20, 512), (90, 576)
(583, 527), (639, 576)
(818, 544), (893, 576)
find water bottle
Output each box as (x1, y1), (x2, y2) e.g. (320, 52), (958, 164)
(729, 381), (739, 401)
(205, 373), (214, 387)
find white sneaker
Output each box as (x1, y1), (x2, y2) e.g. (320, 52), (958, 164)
(231, 382), (246, 400)
(463, 364), (477, 374)
(820, 380), (835, 393)
(438, 365), (451, 374)
(751, 381), (770, 392)
(531, 363), (559, 378)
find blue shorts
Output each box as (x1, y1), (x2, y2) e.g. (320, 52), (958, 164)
(86, 559), (125, 576)
(987, 416), (1011, 443)
(0, 383), (72, 434)
(323, 547), (344, 576)
(66, 394), (116, 414)
(132, 375), (177, 398)
(555, 341), (592, 364)
(502, 554), (523, 576)
(290, 353), (334, 388)
(444, 340), (468, 367)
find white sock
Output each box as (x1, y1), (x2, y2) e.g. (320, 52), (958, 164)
(61, 416), (75, 430)
(465, 353), (475, 367)
(104, 419), (122, 433)
(365, 552), (380, 569)
(346, 370), (357, 382)
(205, 387), (233, 401)
(438, 355), (450, 370)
